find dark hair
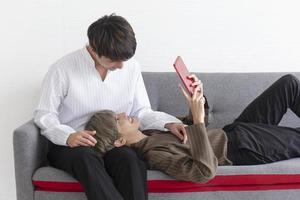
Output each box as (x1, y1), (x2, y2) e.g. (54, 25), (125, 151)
(87, 14), (137, 61)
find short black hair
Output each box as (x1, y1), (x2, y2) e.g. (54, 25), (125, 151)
(87, 14), (136, 61)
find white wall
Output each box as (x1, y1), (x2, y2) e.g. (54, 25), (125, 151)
(1, 0), (300, 199)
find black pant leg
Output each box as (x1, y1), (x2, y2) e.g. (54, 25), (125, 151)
(223, 74), (300, 165)
(47, 145), (123, 200)
(233, 74), (300, 125)
(226, 122), (300, 165)
(103, 146), (148, 200)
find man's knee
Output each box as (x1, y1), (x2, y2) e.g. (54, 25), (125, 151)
(71, 146), (104, 166)
(280, 74), (299, 84)
(104, 146), (142, 167)
(106, 146), (138, 158)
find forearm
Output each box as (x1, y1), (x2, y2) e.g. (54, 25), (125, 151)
(185, 124), (218, 176)
(184, 92), (206, 125)
(34, 110), (75, 145)
(138, 109), (182, 131)
(34, 65), (73, 145)
(191, 107), (205, 124)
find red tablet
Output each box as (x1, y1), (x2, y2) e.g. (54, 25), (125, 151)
(173, 56), (194, 96)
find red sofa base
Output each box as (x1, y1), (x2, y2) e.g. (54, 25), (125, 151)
(33, 174), (300, 193)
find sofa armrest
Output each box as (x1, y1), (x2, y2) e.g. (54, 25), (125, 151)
(13, 119), (49, 200)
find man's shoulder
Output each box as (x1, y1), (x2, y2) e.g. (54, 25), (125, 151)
(49, 47), (87, 72)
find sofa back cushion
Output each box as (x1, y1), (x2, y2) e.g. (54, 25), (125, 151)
(142, 72), (300, 129)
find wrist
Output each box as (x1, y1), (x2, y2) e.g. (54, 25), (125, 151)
(164, 123), (174, 129)
(66, 133), (74, 146)
(193, 118), (204, 124)
(192, 114), (205, 124)
(66, 136), (71, 146)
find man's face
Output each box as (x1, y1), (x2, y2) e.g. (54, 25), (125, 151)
(89, 47), (124, 71)
(97, 56), (124, 71)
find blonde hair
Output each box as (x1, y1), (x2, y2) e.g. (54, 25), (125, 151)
(85, 110), (120, 155)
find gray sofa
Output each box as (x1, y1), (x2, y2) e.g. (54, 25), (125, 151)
(14, 72), (300, 200)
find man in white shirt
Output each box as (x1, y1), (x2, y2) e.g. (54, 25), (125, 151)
(34, 14), (187, 200)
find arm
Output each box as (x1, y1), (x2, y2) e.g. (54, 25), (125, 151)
(147, 124), (217, 183)
(130, 61), (182, 131)
(33, 66), (75, 146)
(34, 65), (97, 147)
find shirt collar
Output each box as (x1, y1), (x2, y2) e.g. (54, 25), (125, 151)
(82, 45), (112, 75)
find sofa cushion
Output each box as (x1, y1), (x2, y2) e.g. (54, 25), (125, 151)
(33, 158), (300, 193)
(142, 72), (300, 129)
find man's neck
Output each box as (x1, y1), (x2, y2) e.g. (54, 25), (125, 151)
(86, 46), (98, 64)
(86, 46), (108, 81)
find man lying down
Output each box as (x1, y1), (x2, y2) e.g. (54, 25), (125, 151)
(85, 73), (300, 183)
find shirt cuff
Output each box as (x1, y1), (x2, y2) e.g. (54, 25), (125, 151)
(42, 125), (76, 146)
(159, 117), (183, 131)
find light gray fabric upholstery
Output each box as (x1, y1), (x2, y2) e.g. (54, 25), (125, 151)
(35, 192), (87, 200)
(13, 119), (50, 200)
(35, 190), (300, 200)
(33, 156), (300, 183)
(14, 72), (300, 200)
(148, 190), (300, 200)
(142, 72), (300, 128)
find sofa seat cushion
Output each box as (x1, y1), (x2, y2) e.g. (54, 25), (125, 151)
(33, 158), (300, 193)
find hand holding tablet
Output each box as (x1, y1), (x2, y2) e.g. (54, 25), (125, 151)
(173, 56), (196, 96)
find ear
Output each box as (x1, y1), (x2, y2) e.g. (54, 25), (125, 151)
(114, 137), (127, 147)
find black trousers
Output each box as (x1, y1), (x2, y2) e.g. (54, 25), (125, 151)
(223, 74), (300, 165)
(47, 145), (148, 200)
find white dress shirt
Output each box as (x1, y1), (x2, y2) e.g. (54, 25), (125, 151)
(34, 46), (182, 146)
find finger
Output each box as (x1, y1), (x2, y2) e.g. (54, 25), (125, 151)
(199, 82), (204, 94)
(176, 128), (185, 141)
(195, 86), (203, 99)
(85, 130), (97, 135)
(192, 86), (200, 100)
(82, 132), (97, 144)
(77, 141), (89, 147)
(201, 96), (206, 104)
(79, 137), (94, 146)
(178, 84), (190, 100)
(191, 80), (201, 87)
(197, 95), (204, 100)
(187, 74), (199, 82)
(173, 130), (183, 140)
(196, 96), (205, 103)
(68, 143), (76, 148)
(180, 127), (188, 144)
